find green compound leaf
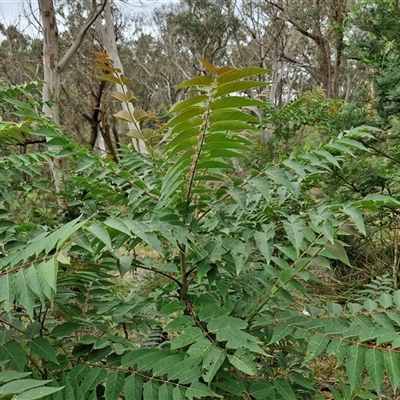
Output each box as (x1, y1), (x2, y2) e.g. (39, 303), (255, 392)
(303, 333), (331, 363)
(28, 337), (59, 364)
(324, 241), (351, 266)
(274, 378), (296, 400)
(143, 380), (159, 400)
(282, 215), (305, 256)
(207, 316), (247, 333)
(0, 379), (51, 396)
(268, 321), (293, 345)
(104, 371), (125, 400)
(203, 348), (226, 383)
(185, 381), (222, 400)
(14, 386), (64, 400)
(346, 345), (366, 393)
(249, 381), (275, 399)
(384, 350), (400, 393)
(159, 383), (174, 400)
(0, 371), (32, 383)
(0, 341), (27, 372)
(365, 348), (384, 395)
(80, 367), (107, 395)
(13, 269), (35, 319)
(227, 348), (256, 375)
(124, 375), (142, 399)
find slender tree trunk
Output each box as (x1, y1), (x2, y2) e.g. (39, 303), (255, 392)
(94, 133), (107, 157)
(39, 0), (62, 194)
(40, 0), (59, 123)
(39, 0), (107, 195)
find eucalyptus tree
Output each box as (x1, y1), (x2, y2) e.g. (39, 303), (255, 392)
(163, 0), (240, 64)
(235, 1), (311, 107)
(262, 0), (354, 99)
(0, 25), (42, 85)
(38, 0), (107, 192)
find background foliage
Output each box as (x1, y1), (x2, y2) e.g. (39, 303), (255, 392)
(2, 0), (400, 399)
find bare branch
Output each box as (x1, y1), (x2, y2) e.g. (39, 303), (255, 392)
(58, 0), (107, 72)
(266, 1), (325, 45)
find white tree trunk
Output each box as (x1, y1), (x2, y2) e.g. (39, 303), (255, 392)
(94, 133), (107, 157)
(84, 0), (147, 154)
(39, 0), (62, 194)
(39, 0), (108, 195)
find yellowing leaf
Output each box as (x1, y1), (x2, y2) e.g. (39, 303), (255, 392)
(111, 91), (126, 102)
(126, 129), (144, 140)
(93, 64), (119, 73)
(125, 90), (138, 103)
(215, 66), (236, 76)
(133, 108), (150, 121)
(97, 74), (121, 85)
(120, 75), (131, 85)
(199, 58), (217, 75)
(113, 110), (133, 123)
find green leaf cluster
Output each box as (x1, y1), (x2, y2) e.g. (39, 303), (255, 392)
(1, 61), (400, 399)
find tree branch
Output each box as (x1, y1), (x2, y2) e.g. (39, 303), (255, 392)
(16, 138), (47, 146)
(58, 0), (107, 72)
(266, 0), (325, 45)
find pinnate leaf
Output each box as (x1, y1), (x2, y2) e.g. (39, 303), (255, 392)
(124, 375), (142, 399)
(207, 316), (247, 333)
(324, 242), (351, 266)
(346, 345), (366, 393)
(268, 321), (293, 345)
(185, 381), (222, 399)
(203, 347), (226, 383)
(227, 348), (256, 375)
(0, 341), (27, 371)
(0, 371), (31, 383)
(365, 349), (383, 395)
(384, 350), (400, 393)
(283, 215), (304, 256)
(159, 383), (174, 400)
(87, 222), (112, 249)
(304, 333), (330, 363)
(14, 269), (35, 319)
(249, 381), (274, 399)
(104, 371), (125, 400)
(80, 367), (107, 395)
(274, 378), (296, 400)
(28, 337), (59, 364)
(14, 386), (64, 400)
(143, 381), (159, 400)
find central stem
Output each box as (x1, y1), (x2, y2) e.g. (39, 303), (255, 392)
(179, 243), (187, 300)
